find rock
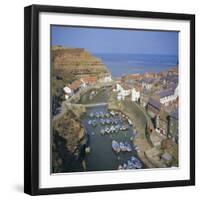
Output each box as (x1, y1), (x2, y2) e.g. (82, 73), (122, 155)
(161, 152), (172, 162)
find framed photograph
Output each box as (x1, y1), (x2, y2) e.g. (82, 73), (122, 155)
(24, 4), (195, 195)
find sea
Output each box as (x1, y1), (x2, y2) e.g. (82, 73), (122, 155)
(95, 53), (178, 78)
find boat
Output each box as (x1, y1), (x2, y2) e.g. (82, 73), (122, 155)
(95, 112), (100, 118)
(125, 142), (132, 152)
(99, 111), (104, 118)
(110, 125), (115, 133)
(89, 112), (94, 118)
(91, 120), (97, 127)
(105, 126), (110, 134)
(100, 119), (105, 125)
(127, 119), (133, 125)
(127, 160), (136, 169)
(88, 120), (92, 125)
(131, 156), (142, 169)
(110, 110), (115, 116)
(123, 163), (127, 169)
(105, 113), (110, 118)
(100, 129), (105, 135)
(119, 142), (127, 152)
(112, 140), (120, 153)
(106, 119), (111, 124)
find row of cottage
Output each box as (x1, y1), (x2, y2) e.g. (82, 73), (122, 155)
(63, 75), (112, 100)
(114, 73), (179, 143)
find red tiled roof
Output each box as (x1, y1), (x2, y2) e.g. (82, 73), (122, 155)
(82, 76), (97, 84)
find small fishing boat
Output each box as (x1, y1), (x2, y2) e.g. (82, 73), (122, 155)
(88, 120), (92, 125)
(106, 119), (111, 124)
(131, 156), (142, 169)
(110, 125), (116, 133)
(95, 112), (100, 118)
(99, 111), (104, 118)
(110, 110), (115, 116)
(100, 119), (105, 125)
(125, 142), (132, 152)
(91, 120), (97, 127)
(105, 113), (110, 118)
(119, 142), (127, 152)
(112, 140), (120, 153)
(123, 163), (127, 169)
(127, 160), (136, 169)
(105, 127), (110, 134)
(127, 119), (133, 125)
(100, 129), (105, 135)
(89, 112), (94, 118)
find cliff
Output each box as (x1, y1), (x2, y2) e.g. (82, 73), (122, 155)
(52, 46), (110, 81)
(52, 110), (87, 173)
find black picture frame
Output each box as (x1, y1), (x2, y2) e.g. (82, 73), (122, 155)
(24, 4), (195, 196)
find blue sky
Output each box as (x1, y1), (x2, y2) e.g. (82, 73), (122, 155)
(51, 25), (178, 55)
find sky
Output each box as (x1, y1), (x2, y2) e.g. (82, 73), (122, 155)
(51, 25), (178, 55)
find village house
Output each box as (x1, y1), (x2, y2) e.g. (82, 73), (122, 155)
(141, 78), (154, 90)
(81, 76), (97, 86)
(158, 84), (178, 106)
(168, 109), (178, 143)
(161, 75), (178, 85)
(63, 86), (72, 100)
(131, 86), (140, 102)
(63, 79), (82, 100)
(99, 74), (112, 83)
(63, 76), (97, 100)
(115, 83), (131, 100)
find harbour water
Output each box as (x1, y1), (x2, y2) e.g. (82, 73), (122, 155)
(95, 53), (178, 77)
(81, 105), (143, 171)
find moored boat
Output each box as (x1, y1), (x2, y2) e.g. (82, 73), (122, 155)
(119, 142), (127, 152)
(125, 142), (132, 152)
(112, 140), (120, 153)
(131, 156), (142, 169)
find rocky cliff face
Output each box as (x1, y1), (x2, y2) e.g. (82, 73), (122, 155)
(52, 110), (87, 173)
(52, 46), (110, 80)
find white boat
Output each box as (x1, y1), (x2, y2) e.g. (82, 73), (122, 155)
(88, 120), (92, 125)
(119, 142), (126, 152)
(125, 142), (132, 152)
(131, 156), (142, 169)
(127, 119), (133, 125)
(89, 112), (94, 118)
(100, 119), (105, 125)
(112, 140), (120, 153)
(110, 126), (115, 133)
(100, 129), (105, 135)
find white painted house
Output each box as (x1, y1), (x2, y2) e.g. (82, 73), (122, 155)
(99, 75), (112, 83)
(159, 85), (178, 106)
(131, 87), (140, 102)
(116, 83), (131, 100)
(63, 86), (72, 100)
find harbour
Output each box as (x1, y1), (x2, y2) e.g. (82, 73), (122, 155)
(81, 105), (143, 171)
